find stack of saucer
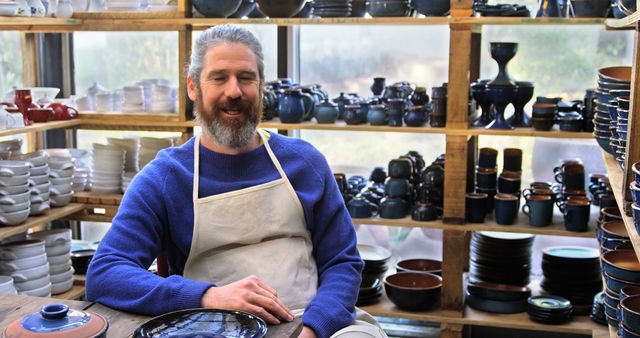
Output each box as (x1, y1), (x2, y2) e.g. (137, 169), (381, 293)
(312, 0), (351, 17)
(0, 160), (31, 225)
(148, 84), (176, 113)
(0, 239), (50, 297)
(541, 246), (601, 312)
(139, 137), (173, 169)
(122, 85), (145, 112)
(90, 143), (124, 194)
(469, 231), (534, 286)
(465, 280), (531, 314)
(28, 229), (73, 295)
(47, 153), (74, 208)
(357, 243), (390, 305)
(527, 295), (573, 324)
(12, 152), (48, 216)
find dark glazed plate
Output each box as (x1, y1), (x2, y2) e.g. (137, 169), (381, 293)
(133, 308), (267, 338)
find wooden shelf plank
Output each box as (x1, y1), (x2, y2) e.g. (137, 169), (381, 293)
(189, 17), (452, 28)
(456, 17), (605, 25)
(447, 126), (594, 138)
(73, 12), (181, 19)
(77, 113), (192, 131)
(0, 203), (85, 241)
(0, 119), (80, 137)
(601, 150), (640, 258)
(361, 293), (606, 336)
(260, 118), (447, 134)
(50, 283), (85, 301)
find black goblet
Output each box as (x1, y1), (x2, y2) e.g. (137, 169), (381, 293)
(470, 79), (494, 126)
(485, 84), (517, 130)
(507, 81), (534, 127)
(488, 42), (518, 86)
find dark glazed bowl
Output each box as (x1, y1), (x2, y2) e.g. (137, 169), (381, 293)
(229, 0), (257, 17)
(602, 250), (640, 283)
(384, 272), (442, 311)
(193, 0), (242, 17)
(367, 0), (411, 17)
(412, 0), (450, 16)
(396, 258), (442, 275)
(256, 0), (306, 17)
(71, 249), (95, 275)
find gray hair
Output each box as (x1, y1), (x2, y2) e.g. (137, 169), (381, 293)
(188, 24), (265, 89)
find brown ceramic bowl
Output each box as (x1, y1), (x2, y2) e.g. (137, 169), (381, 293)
(395, 258), (442, 276)
(384, 272), (441, 311)
(602, 250), (640, 283)
(620, 295), (640, 332)
(27, 108), (53, 123)
(598, 66), (631, 83)
(601, 220), (629, 240)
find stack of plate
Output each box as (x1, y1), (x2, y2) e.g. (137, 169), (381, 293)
(0, 239), (50, 297)
(28, 229), (73, 295)
(541, 246), (601, 313)
(148, 84), (176, 113)
(12, 151), (48, 216)
(122, 85), (145, 112)
(466, 280), (531, 313)
(527, 295), (573, 324)
(69, 149), (90, 193)
(601, 249), (640, 329)
(107, 137), (139, 173)
(46, 153), (74, 208)
(592, 66), (631, 168)
(590, 292), (607, 325)
(469, 231), (534, 286)
(0, 160), (31, 225)
(357, 243), (391, 305)
(121, 171), (136, 193)
(312, 0), (351, 17)
(91, 143), (124, 194)
(139, 137), (173, 169)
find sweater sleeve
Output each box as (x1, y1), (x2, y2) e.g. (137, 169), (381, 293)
(85, 159), (213, 316)
(298, 149), (364, 338)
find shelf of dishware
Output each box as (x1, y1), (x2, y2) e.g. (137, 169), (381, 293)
(259, 119), (595, 138)
(0, 16), (609, 32)
(0, 203), (85, 241)
(0, 119), (80, 137)
(601, 150), (640, 257)
(361, 293), (607, 337)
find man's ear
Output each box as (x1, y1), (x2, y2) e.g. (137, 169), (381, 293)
(187, 76), (198, 101)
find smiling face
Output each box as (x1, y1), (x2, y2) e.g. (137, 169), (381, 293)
(188, 42), (262, 153)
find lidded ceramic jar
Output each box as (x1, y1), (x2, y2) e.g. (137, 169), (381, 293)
(313, 99), (339, 124)
(3, 303), (108, 338)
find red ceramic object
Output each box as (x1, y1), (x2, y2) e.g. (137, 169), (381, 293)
(47, 103), (78, 121)
(13, 89), (32, 126)
(28, 108), (53, 123)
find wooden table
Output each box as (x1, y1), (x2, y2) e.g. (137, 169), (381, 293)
(0, 295), (303, 337)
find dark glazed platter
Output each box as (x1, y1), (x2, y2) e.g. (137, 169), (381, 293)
(133, 309), (267, 338)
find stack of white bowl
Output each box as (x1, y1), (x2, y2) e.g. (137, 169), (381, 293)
(121, 171), (137, 193)
(0, 276), (17, 295)
(122, 85), (145, 112)
(139, 137), (173, 169)
(0, 239), (50, 297)
(47, 152), (74, 208)
(95, 92), (114, 112)
(28, 229), (73, 295)
(0, 160), (31, 225)
(91, 143), (124, 194)
(68, 149), (90, 193)
(12, 151), (50, 216)
(148, 84), (175, 113)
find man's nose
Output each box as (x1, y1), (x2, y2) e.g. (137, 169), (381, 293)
(224, 77), (242, 99)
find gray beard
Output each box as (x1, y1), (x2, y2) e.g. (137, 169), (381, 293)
(196, 110), (258, 149)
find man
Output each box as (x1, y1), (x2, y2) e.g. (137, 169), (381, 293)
(86, 25), (386, 338)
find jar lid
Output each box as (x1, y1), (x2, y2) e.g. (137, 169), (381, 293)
(4, 304), (108, 338)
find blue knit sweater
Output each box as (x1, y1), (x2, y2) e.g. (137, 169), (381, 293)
(85, 131), (364, 338)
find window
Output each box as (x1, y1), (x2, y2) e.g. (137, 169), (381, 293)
(0, 32), (23, 99)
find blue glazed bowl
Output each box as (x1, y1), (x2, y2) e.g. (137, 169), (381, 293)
(257, 0), (306, 17)
(412, 0), (450, 16)
(367, 0), (411, 17)
(603, 250), (640, 283)
(193, 0), (242, 17)
(229, 0), (257, 18)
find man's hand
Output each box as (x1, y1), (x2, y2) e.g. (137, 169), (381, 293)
(298, 326), (317, 338)
(200, 275), (294, 325)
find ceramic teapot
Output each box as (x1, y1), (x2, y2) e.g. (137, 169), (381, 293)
(47, 102), (78, 120)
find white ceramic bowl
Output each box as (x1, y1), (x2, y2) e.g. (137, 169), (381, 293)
(29, 201), (50, 216)
(49, 167), (74, 178)
(29, 164), (50, 176)
(90, 186), (121, 194)
(49, 266), (73, 283)
(45, 240), (70, 257)
(18, 282), (51, 297)
(0, 183), (30, 196)
(10, 261), (49, 282)
(0, 190), (30, 205)
(0, 172), (30, 187)
(0, 160), (30, 177)
(49, 261), (71, 274)
(29, 173), (50, 185)
(14, 274), (50, 291)
(0, 239), (45, 260)
(12, 151), (49, 167)
(48, 160), (74, 171)
(50, 184), (72, 195)
(29, 182), (51, 195)
(51, 276), (74, 295)
(0, 252), (47, 273)
(50, 177), (72, 185)
(47, 251), (71, 266)
(0, 208), (31, 226)
(28, 228), (71, 247)
(50, 192), (73, 207)
(30, 192), (50, 204)
(28, 87), (60, 102)
(0, 200), (30, 213)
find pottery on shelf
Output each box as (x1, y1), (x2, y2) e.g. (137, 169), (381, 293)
(488, 42), (518, 87)
(470, 79), (493, 126)
(485, 84), (517, 130)
(507, 81), (534, 128)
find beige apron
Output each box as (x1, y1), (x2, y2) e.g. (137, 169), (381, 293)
(184, 131), (386, 338)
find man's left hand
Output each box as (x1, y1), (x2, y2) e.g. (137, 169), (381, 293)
(298, 326), (317, 338)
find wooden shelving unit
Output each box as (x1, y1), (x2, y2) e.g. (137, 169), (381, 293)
(0, 120), (80, 137)
(0, 203), (85, 240)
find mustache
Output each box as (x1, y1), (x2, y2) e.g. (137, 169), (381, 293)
(214, 98), (254, 113)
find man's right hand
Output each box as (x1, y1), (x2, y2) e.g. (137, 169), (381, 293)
(200, 275), (294, 325)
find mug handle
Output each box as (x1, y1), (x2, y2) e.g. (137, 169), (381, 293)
(370, 203), (379, 217)
(522, 203), (530, 216)
(522, 188), (532, 200)
(554, 170), (564, 184)
(67, 106), (78, 118)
